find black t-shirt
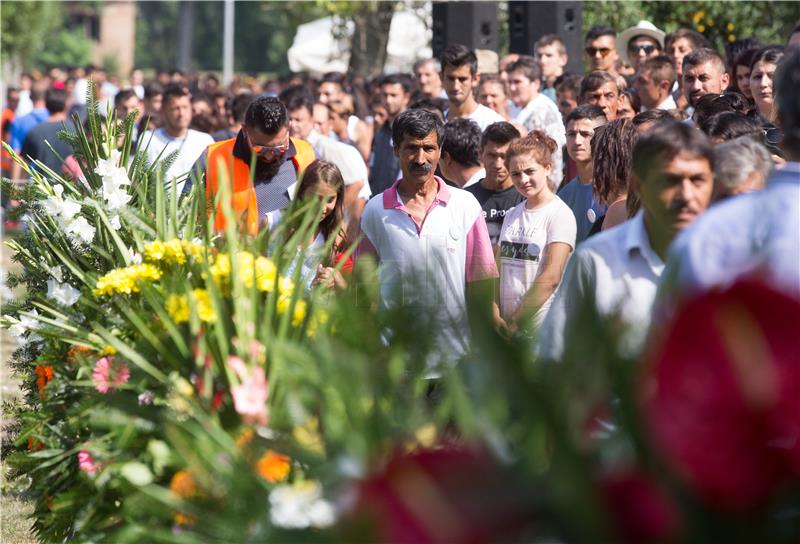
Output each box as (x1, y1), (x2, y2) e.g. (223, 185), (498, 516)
(465, 180), (523, 245)
(21, 120), (76, 176)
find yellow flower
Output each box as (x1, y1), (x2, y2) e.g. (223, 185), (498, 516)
(277, 296), (307, 327)
(191, 289), (216, 323)
(293, 417), (324, 456)
(93, 264), (162, 296)
(255, 256), (278, 292)
(693, 10), (705, 23)
(181, 240), (205, 260)
(728, 34), (736, 42)
(306, 308), (329, 337)
(163, 239), (187, 264)
(166, 294), (190, 323)
(209, 253), (231, 285)
(143, 240), (166, 262)
(697, 24), (706, 33)
(727, 22), (735, 31)
(100, 345), (117, 356)
(256, 450), (291, 483)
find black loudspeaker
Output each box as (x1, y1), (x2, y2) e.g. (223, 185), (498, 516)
(508, 1), (583, 75)
(432, 2), (499, 59)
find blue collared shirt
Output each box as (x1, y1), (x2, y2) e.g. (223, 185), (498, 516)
(663, 162), (800, 298)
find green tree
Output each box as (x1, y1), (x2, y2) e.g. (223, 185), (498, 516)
(1, 2), (62, 69)
(583, 1), (799, 51)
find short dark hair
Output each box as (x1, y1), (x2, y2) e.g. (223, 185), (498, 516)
(683, 48), (727, 75)
(144, 81), (164, 99)
(244, 96), (288, 135)
(556, 74), (583, 97)
(703, 112), (763, 142)
(408, 97), (448, 120)
(114, 88), (138, 107)
(725, 38), (761, 71)
(693, 92), (753, 132)
(162, 83), (190, 105)
(440, 44), (478, 76)
(579, 71), (618, 101)
(585, 24), (616, 42)
(191, 91), (212, 105)
(230, 93), (255, 123)
(642, 55), (676, 88)
(481, 121), (521, 148)
(632, 108), (674, 128)
(391, 108), (444, 150)
(632, 121), (713, 181)
(320, 71), (347, 89)
(507, 55), (542, 83)
(45, 88), (67, 114)
(380, 73), (414, 95)
(565, 104), (607, 126)
(775, 44), (800, 155)
(664, 28), (710, 53)
(442, 118), (481, 167)
(279, 84), (315, 115)
(535, 34), (566, 55)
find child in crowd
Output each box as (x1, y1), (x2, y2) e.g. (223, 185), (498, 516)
(497, 131), (577, 334)
(266, 160), (351, 291)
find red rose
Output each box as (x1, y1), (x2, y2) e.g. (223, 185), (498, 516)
(642, 280), (800, 511)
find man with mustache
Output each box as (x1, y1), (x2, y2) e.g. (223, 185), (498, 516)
(682, 48), (730, 112)
(540, 121), (714, 359)
(358, 108), (498, 366)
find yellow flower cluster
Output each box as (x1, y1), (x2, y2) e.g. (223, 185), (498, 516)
(166, 289), (216, 324)
(209, 251), (287, 293)
(93, 264), (162, 296)
(143, 239), (205, 265)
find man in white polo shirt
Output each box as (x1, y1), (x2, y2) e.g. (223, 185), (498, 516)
(358, 108), (498, 364)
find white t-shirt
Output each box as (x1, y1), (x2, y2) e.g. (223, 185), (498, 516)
(445, 104), (505, 131)
(498, 195), (576, 324)
(141, 128), (214, 192)
(265, 209), (326, 292)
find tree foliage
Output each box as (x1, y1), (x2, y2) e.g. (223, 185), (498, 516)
(583, 1), (800, 50)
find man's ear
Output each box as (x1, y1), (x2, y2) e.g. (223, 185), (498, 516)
(721, 71), (731, 91)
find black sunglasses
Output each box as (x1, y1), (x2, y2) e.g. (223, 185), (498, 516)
(629, 44), (659, 55)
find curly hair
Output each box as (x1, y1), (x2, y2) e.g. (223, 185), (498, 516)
(505, 130), (558, 170)
(591, 118), (639, 206)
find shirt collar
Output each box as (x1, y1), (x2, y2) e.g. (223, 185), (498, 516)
(383, 175), (450, 209)
(624, 210), (664, 273)
(463, 167), (486, 189)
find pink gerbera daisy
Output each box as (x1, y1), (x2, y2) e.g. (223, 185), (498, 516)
(78, 450), (101, 475)
(92, 356), (130, 394)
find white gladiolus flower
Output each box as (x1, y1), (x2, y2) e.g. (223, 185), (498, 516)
(104, 187), (132, 211)
(94, 150), (123, 177)
(110, 214), (121, 229)
(96, 150), (132, 211)
(47, 265), (64, 283)
(269, 481), (336, 529)
(5, 309), (43, 346)
(41, 184), (83, 226)
(47, 279), (81, 307)
(66, 216), (96, 245)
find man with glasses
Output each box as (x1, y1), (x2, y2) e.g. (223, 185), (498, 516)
(584, 25), (619, 76)
(617, 21), (666, 74)
(140, 83), (214, 193)
(200, 96), (315, 235)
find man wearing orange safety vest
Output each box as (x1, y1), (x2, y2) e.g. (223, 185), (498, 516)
(192, 96), (315, 235)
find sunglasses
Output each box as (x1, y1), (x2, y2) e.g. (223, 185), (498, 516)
(629, 44), (659, 55)
(586, 47), (612, 57)
(244, 129), (290, 159)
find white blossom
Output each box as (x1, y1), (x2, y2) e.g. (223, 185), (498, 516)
(5, 309), (43, 346)
(104, 186), (132, 211)
(269, 481), (336, 529)
(109, 214), (121, 230)
(41, 184), (82, 226)
(47, 279), (81, 307)
(47, 265), (64, 283)
(66, 216), (96, 245)
(94, 150), (123, 177)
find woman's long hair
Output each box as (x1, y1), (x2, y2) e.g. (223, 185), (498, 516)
(591, 118), (639, 207)
(287, 160), (346, 265)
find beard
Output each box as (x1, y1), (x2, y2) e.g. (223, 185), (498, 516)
(254, 156), (284, 180)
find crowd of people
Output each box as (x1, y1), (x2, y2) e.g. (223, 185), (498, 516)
(2, 20), (799, 365)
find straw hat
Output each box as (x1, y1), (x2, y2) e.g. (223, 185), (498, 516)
(617, 21), (666, 65)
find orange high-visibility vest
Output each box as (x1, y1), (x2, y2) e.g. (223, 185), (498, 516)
(205, 136), (315, 235)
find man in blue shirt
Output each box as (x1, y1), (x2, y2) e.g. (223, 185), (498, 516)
(9, 83), (49, 152)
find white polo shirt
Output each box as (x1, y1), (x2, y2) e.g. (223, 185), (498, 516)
(359, 176), (498, 364)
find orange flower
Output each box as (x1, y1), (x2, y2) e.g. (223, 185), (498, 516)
(170, 470), (197, 498)
(27, 437), (45, 451)
(255, 450), (291, 483)
(235, 428), (255, 448)
(67, 345), (92, 365)
(36, 365), (54, 399)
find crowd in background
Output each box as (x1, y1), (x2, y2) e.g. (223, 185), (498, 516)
(2, 19), (799, 362)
